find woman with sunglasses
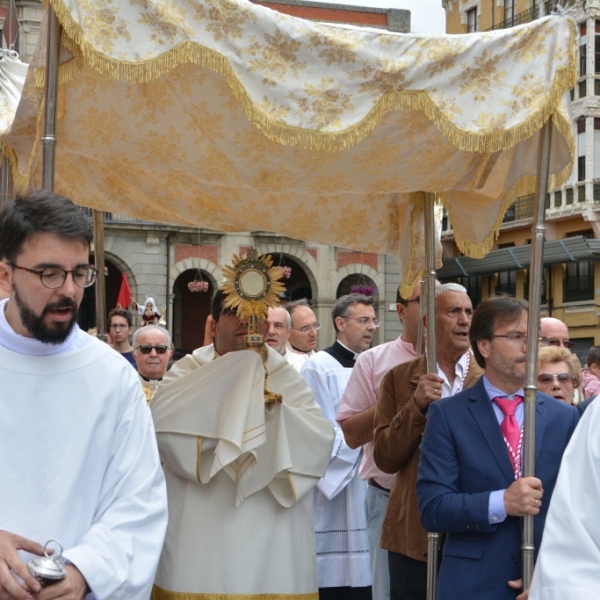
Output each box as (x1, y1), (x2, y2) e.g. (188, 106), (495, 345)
(536, 346), (581, 405)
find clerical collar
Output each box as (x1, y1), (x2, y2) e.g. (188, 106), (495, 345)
(322, 340), (357, 368)
(0, 298), (91, 356)
(336, 339), (360, 360)
(291, 344), (310, 354)
(140, 374), (163, 382)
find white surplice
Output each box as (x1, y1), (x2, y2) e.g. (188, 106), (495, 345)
(529, 397), (600, 600)
(0, 324), (168, 600)
(301, 350), (371, 589)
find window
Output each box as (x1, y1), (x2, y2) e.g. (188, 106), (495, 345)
(581, 42), (587, 77)
(578, 156), (586, 181)
(595, 35), (600, 74)
(505, 0), (516, 24)
(495, 270), (516, 297)
(467, 8), (478, 33)
(564, 260), (594, 301)
(563, 232), (595, 302)
(459, 275), (482, 308)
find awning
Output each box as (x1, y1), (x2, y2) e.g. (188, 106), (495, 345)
(438, 236), (600, 279)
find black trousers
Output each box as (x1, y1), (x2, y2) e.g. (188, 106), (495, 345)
(388, 551), (427, 600)
(319, 586), (372, 600)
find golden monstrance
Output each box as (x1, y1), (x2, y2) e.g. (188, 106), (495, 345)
(221, 248), (285, 403)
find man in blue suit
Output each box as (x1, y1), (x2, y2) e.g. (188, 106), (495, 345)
(417, 296), (579, 600)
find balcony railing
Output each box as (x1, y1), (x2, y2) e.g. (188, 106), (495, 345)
(502, 194), (535, 223)
(563, 275), (594, 302)
(487, 5), (540, 30)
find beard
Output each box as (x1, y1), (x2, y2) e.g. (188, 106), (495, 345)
(14, 285), (79, 344)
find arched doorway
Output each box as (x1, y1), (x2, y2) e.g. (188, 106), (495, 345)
(275, 255), (313, 301)
(78, 257), (123, 332)
(172, 269), (214, 357)
(336, 274), (379, 304)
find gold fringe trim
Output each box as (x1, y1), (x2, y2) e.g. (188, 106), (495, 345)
(442, 109), (576, 259)
(151, 586), (318, 600)
(37, 0), (578, 154)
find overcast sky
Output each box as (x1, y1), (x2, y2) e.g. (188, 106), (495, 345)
(324, 0), (446, 34)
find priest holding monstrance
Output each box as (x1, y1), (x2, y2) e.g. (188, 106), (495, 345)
(150, 249), (335, 600)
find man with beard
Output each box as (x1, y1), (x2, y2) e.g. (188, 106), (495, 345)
(0, 191), (168, 600)
(374, 283), (483, 600)
(417, 296), (579, 600)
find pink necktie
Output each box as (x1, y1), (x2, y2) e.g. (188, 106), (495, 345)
(493, 395), (523, 471)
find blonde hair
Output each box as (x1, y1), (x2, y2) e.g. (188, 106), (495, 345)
(538, 346), (581, 388)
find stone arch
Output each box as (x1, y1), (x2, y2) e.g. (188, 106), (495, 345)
(255, 242), (319, 299)
(170, 257), (220, 292)
(79, 251), (136, 332)
(170, 258), (220, 356)
(335, 263), (384, 295)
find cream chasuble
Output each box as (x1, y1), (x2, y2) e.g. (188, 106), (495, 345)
(151, 345), (335, 599)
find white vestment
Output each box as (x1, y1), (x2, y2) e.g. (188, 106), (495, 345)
(301, 349), (371, 589)
(151, 344), (335, 599)
(529, 397), (600, 600)
(0, 330), (168, 599)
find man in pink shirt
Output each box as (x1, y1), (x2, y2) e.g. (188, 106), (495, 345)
(336, 284), (422, 600)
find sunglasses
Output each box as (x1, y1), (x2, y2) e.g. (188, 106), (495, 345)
(537, 372), (574, 385)
(136, 344), (168, 355)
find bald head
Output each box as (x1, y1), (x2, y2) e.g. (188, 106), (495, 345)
(540, 317), (571, 349)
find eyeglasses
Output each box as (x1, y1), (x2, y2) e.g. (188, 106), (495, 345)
(110, 323), (130, 329)
(10, 264), (98, 289)
(136, 344), (168, 355)
(539, 337), (574, 350)
(341, 316), (381, 328)
(399, 297), (420, 305)
(537, 372), (574, 385)
(491, 332), (527, 344)
(292, 322), (321, 334)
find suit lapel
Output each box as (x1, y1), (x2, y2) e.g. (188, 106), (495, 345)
(533, 393), (546, 462)
(467, 379), (516, 485)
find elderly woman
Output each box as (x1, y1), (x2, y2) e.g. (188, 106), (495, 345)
(537, 346), (581, 405)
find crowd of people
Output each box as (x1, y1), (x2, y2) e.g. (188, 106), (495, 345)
(0, 190), (598, 600)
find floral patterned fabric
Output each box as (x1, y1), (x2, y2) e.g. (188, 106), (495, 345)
(0, 0), (576, 292)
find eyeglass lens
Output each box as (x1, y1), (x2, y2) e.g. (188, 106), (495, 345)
(137, 345), (168, 355)
(537, 373), (573, 384)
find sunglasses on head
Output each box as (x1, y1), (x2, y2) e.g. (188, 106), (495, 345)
(136, 344), (168, 355)
(537, 372), (574, 385)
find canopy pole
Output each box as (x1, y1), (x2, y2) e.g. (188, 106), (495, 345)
(1, 156), (13, 207)
(41, 6), (107, 339)
(424, 192), (440, 600)
(93, 210), (108, 341)
(41, 6), (60, 191)
(522, 118), (553, 589)
(416, 278), (426, 355)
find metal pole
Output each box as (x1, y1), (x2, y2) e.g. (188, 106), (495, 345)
(1, 156), (13, 207)
(424, 192), (440, 600)
(41, 6), (61, 191)
(93, 210), (108, 342)
(416, 278), (425, 356)
(521, 119), (553, 590)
